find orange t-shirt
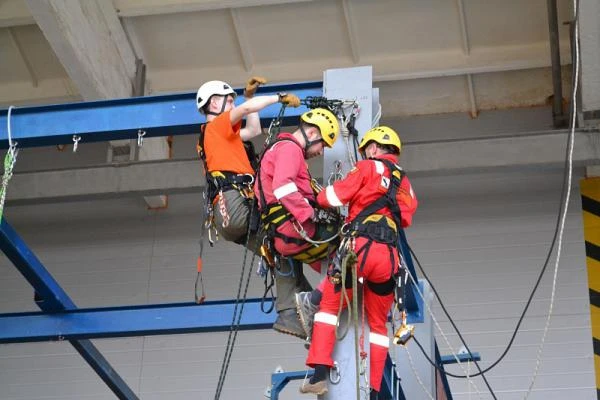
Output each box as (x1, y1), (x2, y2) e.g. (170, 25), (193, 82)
(204, 111), (254, 174)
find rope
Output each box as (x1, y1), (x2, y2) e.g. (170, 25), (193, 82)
(292, 220), (340, 245)
(406, 270), (484, 398)
(1, 106), (18, 222)
(351, 249), (361, 400)
(403, 345), (434, 400)
(213, 205), (260, 400)
(524, 0), (579, 397)
(335, 248), (355, 340)
(194, 192), (210, 304)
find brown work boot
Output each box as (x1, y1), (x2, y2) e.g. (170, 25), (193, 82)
(273, 309), (307, 339)
(299, 379), (328, 395)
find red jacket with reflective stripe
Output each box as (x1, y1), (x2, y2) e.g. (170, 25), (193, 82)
(316, 154), (417, 227)
(255, 133), (315, 225)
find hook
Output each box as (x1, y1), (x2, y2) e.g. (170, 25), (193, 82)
(72, 135), (81, 152)
(329, 361), (341, 384)
(137, 129), (146, 147)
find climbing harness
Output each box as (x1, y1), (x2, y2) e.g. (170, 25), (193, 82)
(1, 106), (18, 222)
(256, 138), (341, 265)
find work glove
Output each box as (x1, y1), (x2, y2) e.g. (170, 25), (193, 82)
(278, 93), (301, 108)
(244, 76), (267, 98)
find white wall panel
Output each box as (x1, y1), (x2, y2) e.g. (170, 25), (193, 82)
(0, 165), (594, 399)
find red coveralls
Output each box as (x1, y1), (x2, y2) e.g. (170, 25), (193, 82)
(306, 154), (418, 391)
(254, 133), (320, 271)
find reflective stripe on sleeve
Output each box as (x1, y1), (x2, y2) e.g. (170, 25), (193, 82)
(370, 332), (390, 348)
(374, 160), (385, 175)
(314, 312), (338, 326)
(325, 186), (343, 207)
(273, 182), (299, 200)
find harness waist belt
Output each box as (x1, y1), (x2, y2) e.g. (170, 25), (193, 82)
(367, 276), (396, 296)
(210, 171), (255, 186)
(350, 215), (397, 245)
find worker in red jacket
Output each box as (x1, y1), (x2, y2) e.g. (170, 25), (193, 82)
(298, 126), (418, 398)
(255, 108), (340, 339)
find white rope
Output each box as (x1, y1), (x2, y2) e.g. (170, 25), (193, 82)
(372, 102), (382, 128)
(523, 1), (579, 397)
(1, 106), (19, 221)
(407, 271), (484, 398)
(403, 346), (434, 400)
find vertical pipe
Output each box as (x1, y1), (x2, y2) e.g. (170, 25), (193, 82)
(547, 0), (567, 127)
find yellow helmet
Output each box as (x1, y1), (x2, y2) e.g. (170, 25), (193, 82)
(300, 108), (339, 147)
(358, 126), (402, 153)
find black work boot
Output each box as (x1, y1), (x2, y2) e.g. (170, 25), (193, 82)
(370, 388), (379, 400)
(273, 308), (307, 339)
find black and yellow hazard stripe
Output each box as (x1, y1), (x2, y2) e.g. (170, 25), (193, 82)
(581, 177), (600, 399)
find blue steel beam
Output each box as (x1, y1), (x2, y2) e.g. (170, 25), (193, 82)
(0, 299), (275, 343)
(0, 219), (139, 400)
(0, 81), (322, 149)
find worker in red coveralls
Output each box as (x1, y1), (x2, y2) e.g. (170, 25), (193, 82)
(298, 126), (418, 398)
(255, 108), (340, 339)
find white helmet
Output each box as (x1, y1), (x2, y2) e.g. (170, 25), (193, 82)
(196, 80), (237, 113)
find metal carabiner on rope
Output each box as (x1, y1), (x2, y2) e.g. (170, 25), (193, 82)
(328, 160), (344, 185)
(265, 103), (287, 147)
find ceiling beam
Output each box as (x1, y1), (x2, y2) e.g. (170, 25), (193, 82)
(0, 0), (34, 28)
(25, 0), (136, 99)
(6, 28), (38, 88)
(229, 8), (253, 72)
(113, 0), (314, 17)
(8, 131), (595, 204)
(25, 0), (169, 208)
(341, 0), (360, 64)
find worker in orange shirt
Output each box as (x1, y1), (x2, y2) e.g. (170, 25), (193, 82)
(196, 77), (300, 246)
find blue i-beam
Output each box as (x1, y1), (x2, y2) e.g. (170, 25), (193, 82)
(0, 219), (140, 400)
(0, 81), (322, 149)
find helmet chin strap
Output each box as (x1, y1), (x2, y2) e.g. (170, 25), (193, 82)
(300, 125), (321, 151)
(205, 95), (229, 116)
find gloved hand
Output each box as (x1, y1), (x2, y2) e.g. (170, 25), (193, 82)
(278, 93), (301, 108)
(244, 76), (267, 98)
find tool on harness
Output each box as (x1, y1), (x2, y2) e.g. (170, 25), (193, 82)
(255, 238), (277, 313)
(195, 191), (213, 304)
(393, 310), (415, 346)
(392, 257), (414, 345)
